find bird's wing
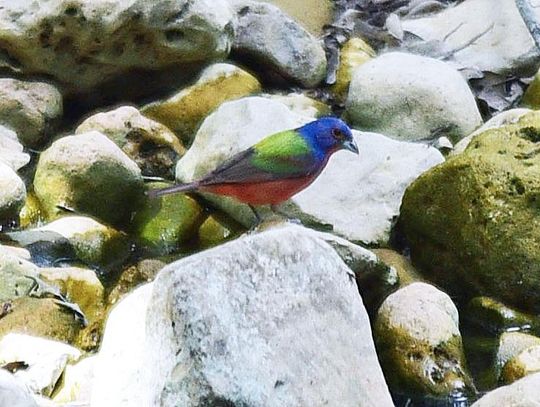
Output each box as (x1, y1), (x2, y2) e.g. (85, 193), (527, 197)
(201, 130), (319, 185)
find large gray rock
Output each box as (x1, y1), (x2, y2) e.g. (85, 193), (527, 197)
(230, 1), (326, 87)
(176, 96), (443, 244)
(471, 372), (540, 407)
(34, 131), (144, 228)
(91, 224), (394, 407)
(0, 79), (62, 148)
(402, 0), (540, 75)
(346, 52), (482, 142)
(0, 0), (234, 97)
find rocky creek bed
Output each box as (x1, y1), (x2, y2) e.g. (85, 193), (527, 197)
(1, 0), (540, 406)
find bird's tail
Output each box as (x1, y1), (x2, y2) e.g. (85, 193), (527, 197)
(147, 181), (200, 198)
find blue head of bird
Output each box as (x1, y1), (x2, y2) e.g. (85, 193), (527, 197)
(299, 117), (358, 157)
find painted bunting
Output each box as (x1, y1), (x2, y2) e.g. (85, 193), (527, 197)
(149, 117), (358, 218)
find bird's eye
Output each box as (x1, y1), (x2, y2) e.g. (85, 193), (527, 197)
(332, 128), (345, 140)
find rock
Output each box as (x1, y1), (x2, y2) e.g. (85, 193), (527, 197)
(0, 162), (26, 225)
(0, 126), (30, 171)
(52, 356), (96, 404)
(402, 0), (540, 76)
(332, 37), (375, 100)
(464, 297), (540, 334)
(34, 131), (144, 228)
(372, 248), (423, 287)
(255, 0), (332, 34)
(134, 183), (205, 255)
(452, 108), (533, 155)
(35, 216), (131, 269)
(471, 372), (540, 406)
(197, 213), (242, 249)
(0, 246), (39, 303)
(496, 332), (540, 379)
(0, 333), (80, 396)
(0, 297), (82, 344)
(19, 192), (45, 230)
(0, 0), (234, 98)
(263, 92), (331, 118)
(0, 370), (38, 407)
(0, 79), (62, 148)
(76, 106), (185, 178)
(346, 52), (482, 142)
(523, 69), (540, 108)
(230, 1), (327, 87)
(107, 259), (165, 306)
(91, 224), (394, 407)
(399, 111), (540, 311)
(375, 282), (475, 397)
(501, 344), (540, 384)
(142, 63), (261, 143)
(176, 96), (444, 244)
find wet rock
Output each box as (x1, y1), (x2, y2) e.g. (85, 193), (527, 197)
(332, 37), (375, 100)
(107, 259), (165, 306)
(0, 79), (62, 148)
(452, 108), (533, 155)
(0, 333), (80, 396)
(402, 0), (540, 75)
(197, 213), (242, 249)
(135, 183), (204, 255)
(230, 1), (327, 87)
(0, 126), (30, 172)
(496, 332), (540, 379)
(0, 0), (234, 98)
(346, 52), (482, 142)
(91, 224), (394, 407)
(34, 131), (144, 228)
(76, 106), (185, 178)
(372, 249), (423, 287)
(471, 371), (540, 406)
(0, 370), (38, 407)
(19, 192), (45, 230)
(0, 246), (39, 303)
(142, 63), (261, 144)
(375, 282), (475, 397)
(0, 162), (26, 226)
(501, 344), (540, 384)
(0, 297), (81, 345)
(176, 96), (443, 244)
(399, 111), (540, 311)
(52, 355), (95, 404)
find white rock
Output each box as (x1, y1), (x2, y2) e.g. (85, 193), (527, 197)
(0, 161), (26, 221)
(0, 334), (81, 396)
(346, 52), (482, 142)
(91, 224), (393, 407)
(0, 126), (30, 171)
(402, 0), (540, 75)
(0, 370), (38, 407)
(496, 332), (540, 377)
(176, 96), (443, 244)
(53, 356), (96, 404)
(471, 371), (540, 406)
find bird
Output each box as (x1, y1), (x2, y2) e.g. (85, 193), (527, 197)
(148, 117), (358, 221)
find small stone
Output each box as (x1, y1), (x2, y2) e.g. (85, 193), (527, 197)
(231, 1), (327, 87)
(76, 106), (185, 178)
(0, 333), (80, 396)
(0, 79), (62, 148)
(501, 345), (540, 384)
(375, 282), (475, 397)
(346, 52), (482, 142)
(52, 356), (96, 404)
(496, 332), (540, 379)
(142, 63), (261, 144)
(372, 248), (423, 287)
(0, 370), (39, 407)
(197, 213), (241, 249)
(263, 92), (331, 118)
(0, 161), (26, 226)
(0, 126), (30, 171)
(471, 371), (540, 406)
(0, 247), (39, 303)
(34, 131), (144, 228)
(19, 191), (45, 230)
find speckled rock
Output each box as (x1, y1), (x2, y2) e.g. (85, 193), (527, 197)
(0, 0), (235, 98)
(0, 79), (62, 148)
(471, 372), (540, 406)
(0, 126), (30, 171)
(332, 37), (375, 100)
(400, 111), (540, 311)
(230, 1), (327, 87)
(91, 224), (394, 407)
(142, 63), (261, 143)
(0, 162), (26, 226)
(346, 52), (482, 142)
(34, 131), (144, 228)
(76, 106), (185, 178)
(375, 282), (474, 397)
(176, 96), (444, 244)
(0, 333), (80, 396)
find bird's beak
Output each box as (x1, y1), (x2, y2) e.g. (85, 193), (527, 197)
(343, 139), (359, 155)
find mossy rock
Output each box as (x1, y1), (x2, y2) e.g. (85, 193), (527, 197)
(142, 63), (261, 144)
(501, 345), (540, 384)
(400, 111), (540, 311)
(19, 190), (45, 229)
(134, 183), (205, 255)
(197, 213), (243, 249)
(522, 69), (540, 108)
